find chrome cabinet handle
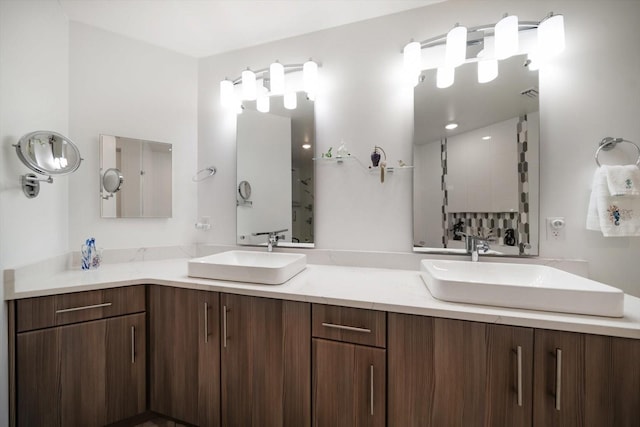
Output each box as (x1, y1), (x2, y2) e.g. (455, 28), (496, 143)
(55, 302), (112, 314)
(223, 305), (228, 348)
(204, 302), (209, 343)
(321, 322), (371, 334)
(555, 348), (562, 411)
(131, 326), (135, 364)
(370, 364), (374, 416)
(516, 346), (523, 407)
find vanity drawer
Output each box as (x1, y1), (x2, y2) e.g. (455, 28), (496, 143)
(312, 304), (386, 348)
(16, 285), (146, 332)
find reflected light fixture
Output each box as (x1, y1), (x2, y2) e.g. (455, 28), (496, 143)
(241, 68), (256, 100)
(302, 143), (311, 150)
(482, 135), (492, 140)
(284, 91), (297, 110)
(220, 60), (320, 114)
(436, 66), (454, 88)
(495, 14), (519, 60)
(477, 49), (498, 84)
(403, 12), (564, 89)
(445, 123), (458, 130)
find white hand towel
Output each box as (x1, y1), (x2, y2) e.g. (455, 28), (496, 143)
(587, 168), (640, 236)
(603, 164), (640, 196)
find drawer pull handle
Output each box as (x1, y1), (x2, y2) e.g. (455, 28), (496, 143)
(204, 302), (209, 343)
(55, 302), (112, 314)
(131, 326), (135, 364)
(516, 345), (523, 407)
(223, 305), (228, 348)
(321, 322), (371, 333)
(370, 364), (374, 416)
(555, 348), (562, 411)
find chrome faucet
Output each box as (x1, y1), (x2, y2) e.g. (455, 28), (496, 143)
(456, 231), (492, 262)
(252, 229), (288, 252)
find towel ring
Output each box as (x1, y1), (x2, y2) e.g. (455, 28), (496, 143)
(192, 166), (217, 182)
(595, 137), (640, 167)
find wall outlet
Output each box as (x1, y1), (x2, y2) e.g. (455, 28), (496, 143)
(546, 217), (566, 241)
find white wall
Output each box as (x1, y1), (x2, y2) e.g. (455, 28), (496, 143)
(0, 1), (70, 424)
(68, 22), (198, 250)
(198, 0), (640, 296)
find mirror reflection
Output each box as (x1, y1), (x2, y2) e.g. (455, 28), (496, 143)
(15, 131), (82, 176)
(100, 134), (172, 218)
(236, 92), (315, 246)
(413, 54), (539, 256)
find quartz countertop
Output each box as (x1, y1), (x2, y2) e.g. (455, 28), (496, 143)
(5, 258), (640, 339)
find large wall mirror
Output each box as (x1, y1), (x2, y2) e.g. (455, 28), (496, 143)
(236, 92), (315, 247)
(100, 134), (172, 218)
(413, 53), (539, 256)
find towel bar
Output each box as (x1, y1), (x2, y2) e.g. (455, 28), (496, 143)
(595, 137), (640, 167)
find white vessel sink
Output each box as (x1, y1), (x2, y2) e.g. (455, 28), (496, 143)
(188, 251), (306, 285)
(421, 259), (624, 317)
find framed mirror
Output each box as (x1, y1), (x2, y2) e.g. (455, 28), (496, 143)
(413, 54), (539, 256)
(100, 134), (172, 218)
(236, 92), (315, 246)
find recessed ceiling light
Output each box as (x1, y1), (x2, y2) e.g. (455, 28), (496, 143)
(445, 123), (458, 130)
(482, 136), (492, 140)
(302, 144), (311, 149)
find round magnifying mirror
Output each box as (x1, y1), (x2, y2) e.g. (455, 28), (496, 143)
(15, 131), (82, 175)
(102, 168), (124, 193)
(238, 180), (252, 200)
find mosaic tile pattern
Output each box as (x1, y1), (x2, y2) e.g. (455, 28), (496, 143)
(448, 212), (519, 246)
(441, 138), (449, 247)
(517, 115), (531, 254)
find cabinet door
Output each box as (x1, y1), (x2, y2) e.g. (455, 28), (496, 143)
(388, 313), (533, 427)
(149, 286), (220, 426)
(105, 313), (146, 424)
(221, 294), (310, 427)
(584, 334), (640, 427)
(533, 329), (584, 427)
(17, 315), (145, 427)
(312, 339), (385, 427)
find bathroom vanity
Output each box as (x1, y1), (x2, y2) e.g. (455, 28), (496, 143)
(5, 259), (640, 427)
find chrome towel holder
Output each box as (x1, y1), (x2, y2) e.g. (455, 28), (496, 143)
(192, 166), (217, 182)
(595, 137), (640, 167)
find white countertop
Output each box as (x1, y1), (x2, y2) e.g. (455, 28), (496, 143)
(5, 258), (640, 339)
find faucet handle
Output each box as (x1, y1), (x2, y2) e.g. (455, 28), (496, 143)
(476, 241), (490, 253)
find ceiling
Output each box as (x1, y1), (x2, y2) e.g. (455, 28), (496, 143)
(58, 0), (444, 58)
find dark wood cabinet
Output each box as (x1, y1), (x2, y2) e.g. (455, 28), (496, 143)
(387, 313), (533, 427)
(16, 312), (146, 427)
(533, 329), (640, 427)
(312, 338), (385, 427)
(149, 286), (220, 427)
(220, 293), (310, 427)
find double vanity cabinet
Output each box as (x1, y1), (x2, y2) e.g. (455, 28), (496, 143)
(9, 283), (640, 427)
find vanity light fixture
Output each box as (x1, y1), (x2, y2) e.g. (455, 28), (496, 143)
(482, 135), (492, 140)
(445, 123), (458, 130)
(220, 59), (320, 113)
(403, 12), (565, 88)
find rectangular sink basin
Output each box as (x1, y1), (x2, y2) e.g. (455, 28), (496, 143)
(421, 259), (624, 317)
(188, 251), (306, 285)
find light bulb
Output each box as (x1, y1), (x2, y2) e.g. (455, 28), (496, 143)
(538, 13), (565, 60)
(242, 68), (256, 100)
(256, 94), (270, 113)
(477, 50), (498, 83)
(403, 41), (422, 76)
(270, 61), (285, 95)
(284, 91), (297, 110)
(220, 79), (234, 108)
(495, 14), (519, 60)
(436, 66), (454, 88)
(303, 60), (318, 97)
(445, 25), (467, 67)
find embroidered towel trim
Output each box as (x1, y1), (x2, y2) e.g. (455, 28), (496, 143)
(603, 164), (640, 196)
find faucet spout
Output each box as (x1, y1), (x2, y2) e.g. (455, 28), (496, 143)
(456, 231), (491, 262)
(252, 229), (288, 252)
